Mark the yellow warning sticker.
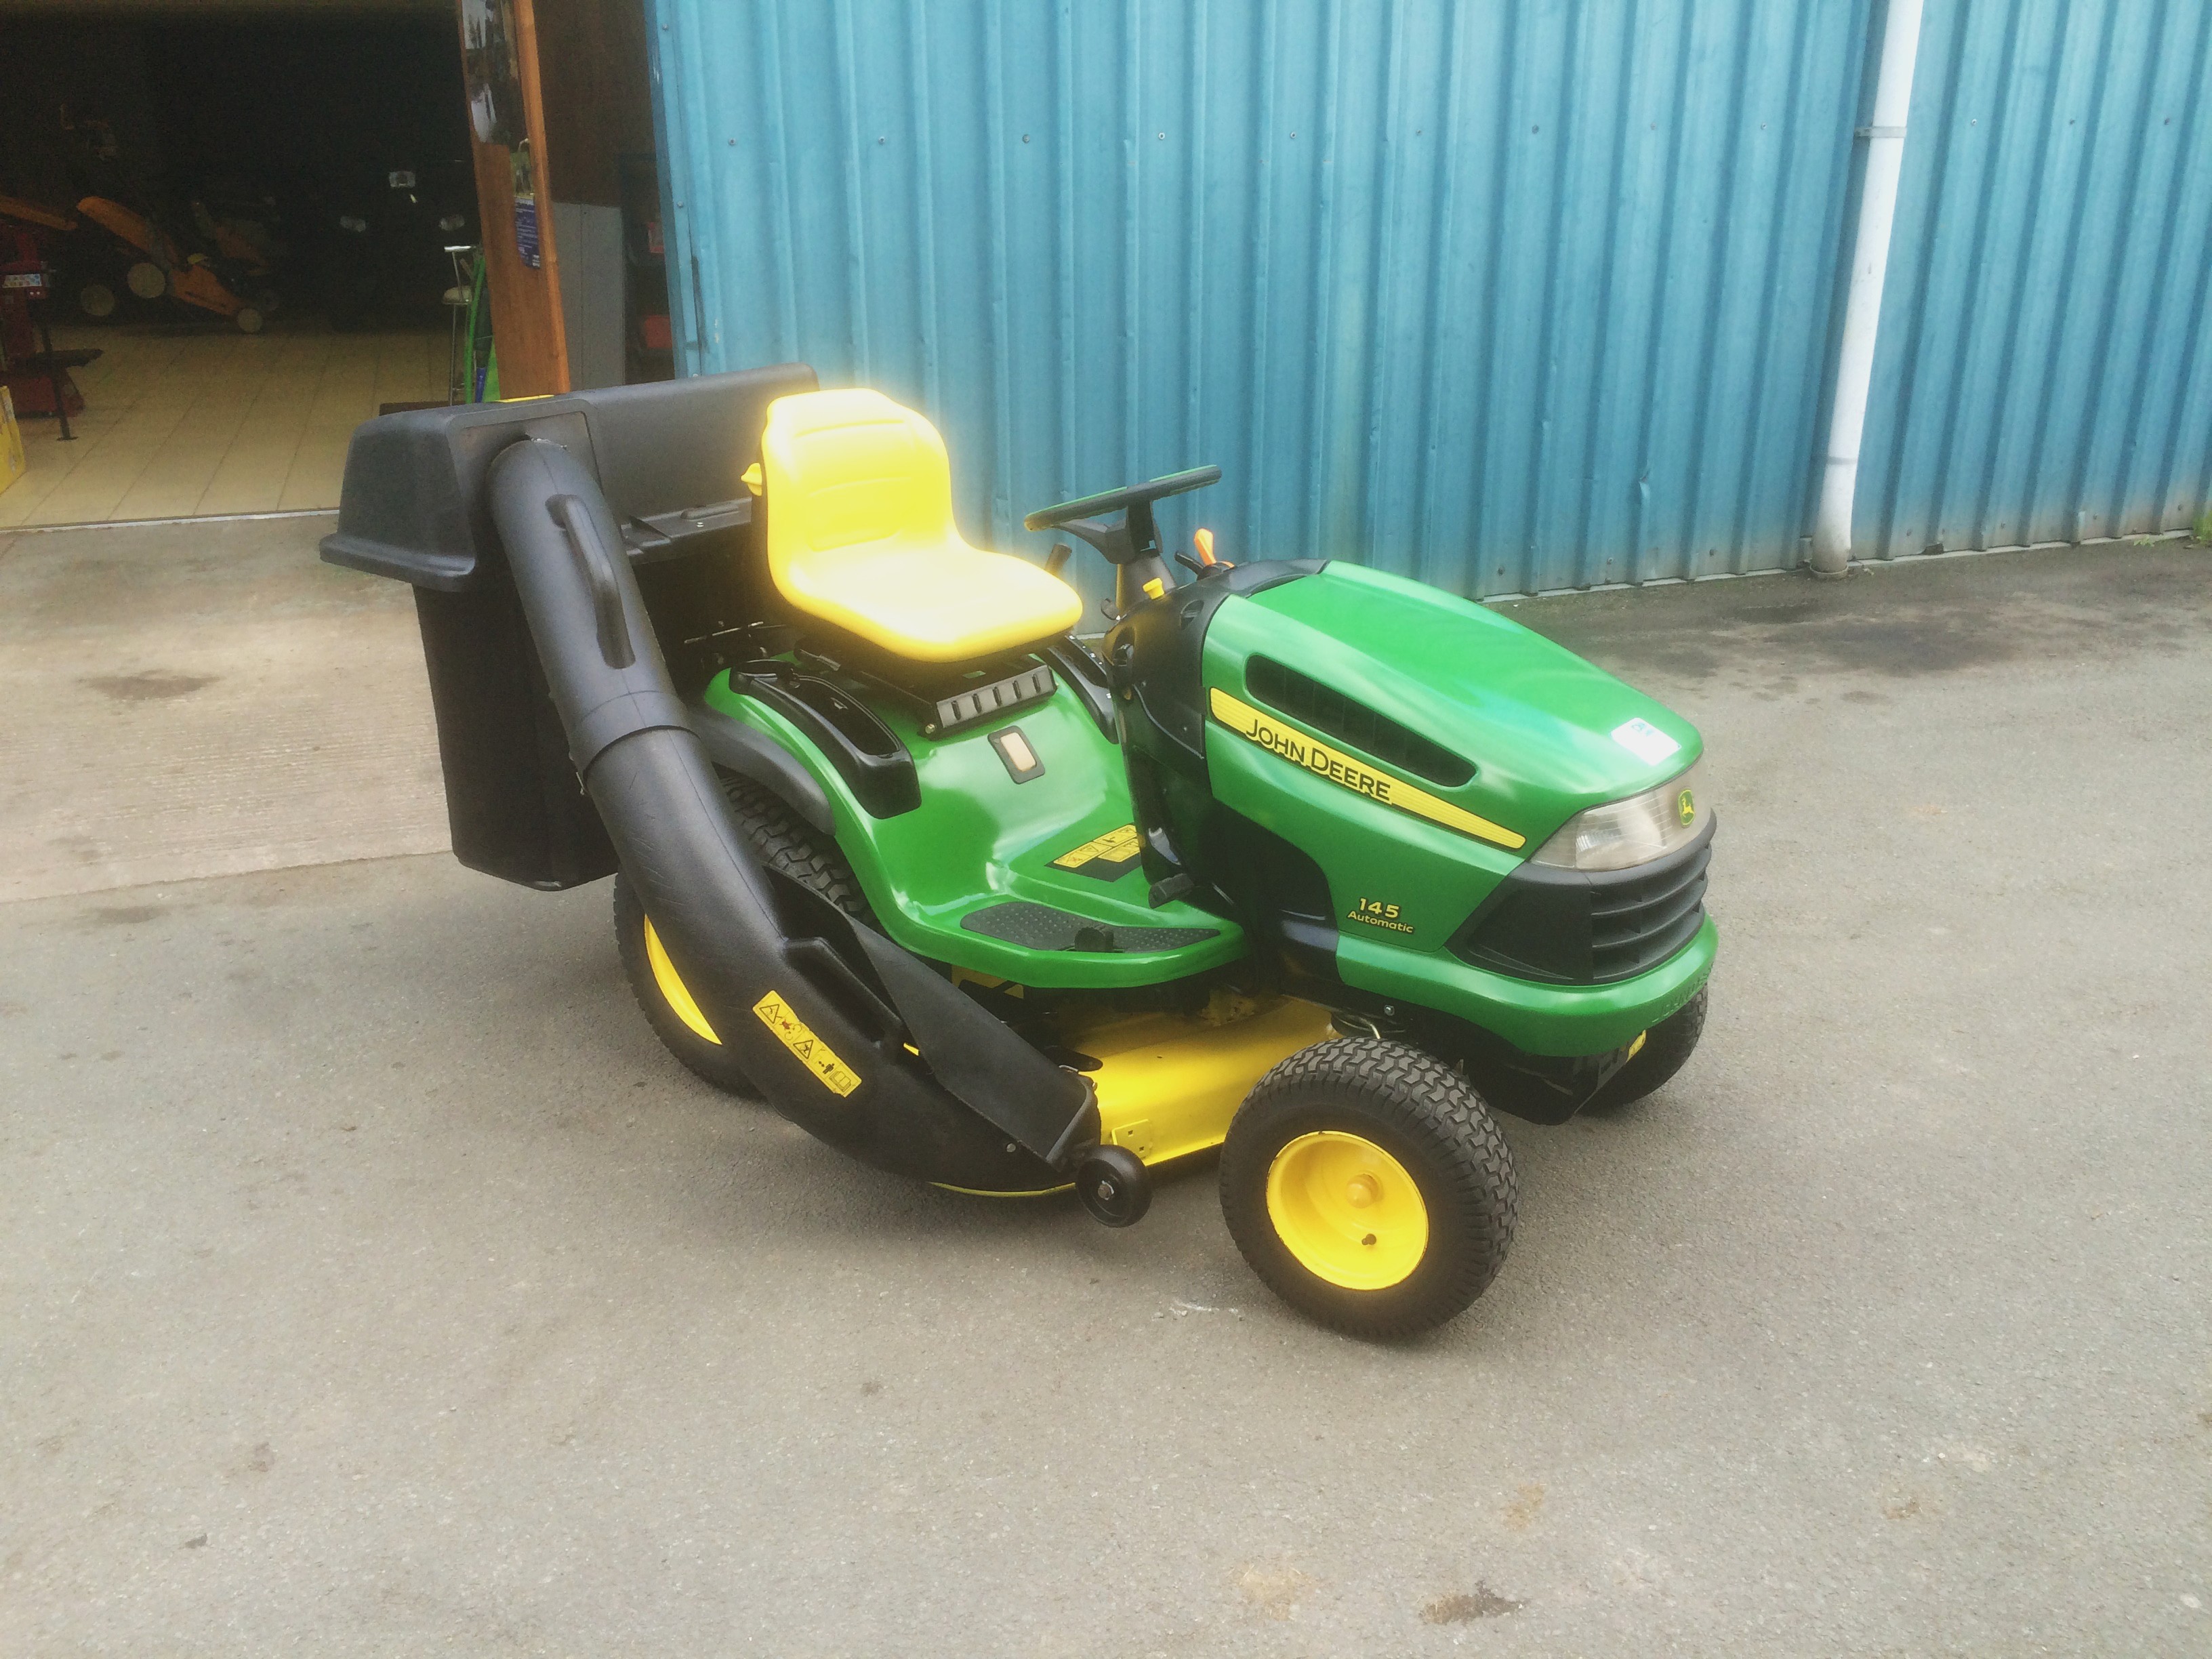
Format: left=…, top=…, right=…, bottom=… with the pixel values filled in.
left=1208, top=688, right=1525, bottom=850
left=752, top=990, right=863, bottom=1097
left=1050, top=822, right=1143, bottom=879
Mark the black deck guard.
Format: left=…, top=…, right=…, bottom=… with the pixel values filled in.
left=485, top=436, right=1096, bottom=1188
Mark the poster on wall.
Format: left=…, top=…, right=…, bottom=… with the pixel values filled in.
left=512, top=144, right=540, bottom=270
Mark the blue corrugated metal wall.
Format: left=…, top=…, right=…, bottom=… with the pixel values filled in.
left=1860, top=0, right=2212, bottom=558
left=644, top=0, right=2212, bottom=595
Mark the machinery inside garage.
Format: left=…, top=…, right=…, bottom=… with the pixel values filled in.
left=0, top=0, right=659, bottom=529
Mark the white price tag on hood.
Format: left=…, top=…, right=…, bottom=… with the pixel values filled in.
left=1611, top=717, right=1681, bottom=765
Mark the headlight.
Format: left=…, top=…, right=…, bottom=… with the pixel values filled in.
left=337, top=215, right=368, bottom=233
left=1531, top=762, right=1706, bottom=872
left=438, top=213, right=466, bottom=232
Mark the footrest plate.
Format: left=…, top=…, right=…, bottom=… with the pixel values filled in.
left=960, top=900, right=1219, bottom=955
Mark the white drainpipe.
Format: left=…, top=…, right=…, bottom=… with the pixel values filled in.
left=1811, top=0, right=1925, bottom=577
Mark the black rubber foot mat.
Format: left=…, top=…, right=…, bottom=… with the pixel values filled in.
left=960, top=900, right=1219, bottom=954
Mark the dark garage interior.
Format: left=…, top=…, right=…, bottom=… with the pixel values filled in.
left=0, top=0, right=658, bottom=527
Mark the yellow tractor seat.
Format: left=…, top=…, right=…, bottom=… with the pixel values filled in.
left=756, top=388, right=1082, bottom=663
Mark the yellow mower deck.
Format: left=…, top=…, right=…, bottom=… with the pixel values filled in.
left=645, top=920, right=1329, bottom=1192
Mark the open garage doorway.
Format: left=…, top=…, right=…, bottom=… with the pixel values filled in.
left=0, top=0, right=661, bottom=531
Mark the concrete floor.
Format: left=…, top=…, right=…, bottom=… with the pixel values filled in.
left=3, top=536, right=2209, bottom=1655
left=0, top=514, right=445, bottom=903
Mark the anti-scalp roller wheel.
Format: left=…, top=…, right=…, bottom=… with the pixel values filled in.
left=1076, top=1145, right=1151, bottom=1227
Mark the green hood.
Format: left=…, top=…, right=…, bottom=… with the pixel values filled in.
left=1218, top=562, right=1700, bottom=852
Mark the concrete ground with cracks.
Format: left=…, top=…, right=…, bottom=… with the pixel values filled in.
left=3, top=528, right=2210, bottom=1655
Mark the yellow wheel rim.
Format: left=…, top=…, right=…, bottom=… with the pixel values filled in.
left=643, top=916, right=722, bottom=1044
left=1264, top=1131, right=1429, bottom=1291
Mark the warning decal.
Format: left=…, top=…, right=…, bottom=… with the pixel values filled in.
left=752, top=990, right=863, bottom=1097
left=1049, top=822, right=1144, bottom=881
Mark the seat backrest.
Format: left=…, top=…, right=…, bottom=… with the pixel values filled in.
left=760, top=389, right=964, bottom=592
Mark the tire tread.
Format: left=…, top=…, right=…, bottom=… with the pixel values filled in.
left=613, top=773, right=867, bottom=1093
left=1221, top=1038, right=1518, bottom=1339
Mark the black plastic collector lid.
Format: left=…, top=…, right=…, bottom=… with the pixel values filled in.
left=319, top=363, right=818, bottom=590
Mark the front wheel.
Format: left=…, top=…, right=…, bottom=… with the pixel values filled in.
left=1220, top=1040, right=1517, bottom=1339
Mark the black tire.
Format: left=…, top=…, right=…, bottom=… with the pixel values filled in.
left=1075, top=1145, right=1151, bottom=1227
left=613, top=773, right=868, bottom=1094
left=1586, top=985, right=1706, bottom=1112
left=1220, top=1039, right=1517, bottom=1339
left=70, top=275, right=121, bottom=323
left=717, top=776, right=872, bottom=922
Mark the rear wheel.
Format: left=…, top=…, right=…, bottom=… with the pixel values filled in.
left=1586, top=986, right=1706, bottom=1112
left=233, top=306, right=265, bottom=335
left=1221, top=1040, right=1517, bottom=1338
left=613, top=872, right=756, bottom=1092
left=74, top=279, right=118, bottom=321
left=613, top=773, right=867, bottom=1094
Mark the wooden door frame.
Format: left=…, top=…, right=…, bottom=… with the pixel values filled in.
left=459, top=0, right=569, bottom=397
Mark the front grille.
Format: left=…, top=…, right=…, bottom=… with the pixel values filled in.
left=1588, top=842, right=1710, bottom=980
left=1450, top=819, right=1713, bottom=985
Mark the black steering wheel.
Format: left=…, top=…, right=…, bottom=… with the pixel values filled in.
left=1022, top=464, right=1221, bottom=541
left=1024, top=465, right=1221, bottom=617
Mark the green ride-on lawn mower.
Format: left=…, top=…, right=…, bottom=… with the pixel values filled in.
left=323, top=363, right=1715, bottom=1338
